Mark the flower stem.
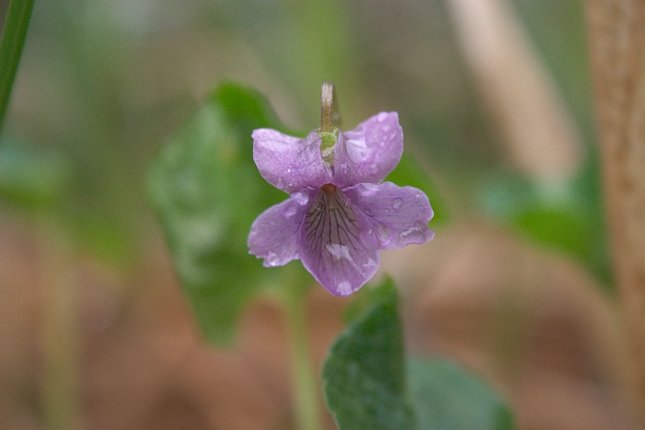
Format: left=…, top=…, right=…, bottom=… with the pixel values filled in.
left=320, top=81, right=341, bottom=132
left=0, top=0, right=36, bottom=131
left=284, top=283, right=322, bottom=430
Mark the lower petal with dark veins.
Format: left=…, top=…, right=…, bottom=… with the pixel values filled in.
left=299, top=186, right=379, bottom=296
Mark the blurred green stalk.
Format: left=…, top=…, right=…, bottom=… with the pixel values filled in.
left=41, top=228, right=80, bottom=430
left=284, top=283, right=322, bottom=430
left=0, top=0, right=35, bottom=131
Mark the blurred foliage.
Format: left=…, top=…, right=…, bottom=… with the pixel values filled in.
left=479, top=159, right=611, bottom=287
left=505, top=0, right=611, bottom=286
left=324, top=278, right=514, bottom=430
left=5, top=0, right=607, bottom=287
left=513, top=0, right=592, bottom=132
left=0, top=140, right=71, bottom=211
left=0, top=0, right=616, bottom=427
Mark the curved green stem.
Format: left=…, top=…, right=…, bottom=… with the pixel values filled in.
left=284, top=283, right=322, bottom=430
left=0, top=0, right=36, bottom=131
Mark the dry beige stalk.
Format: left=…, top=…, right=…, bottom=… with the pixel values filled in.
left=586, top=0, right=645, bottom=416
left=446, top=0, right=583, bottom=186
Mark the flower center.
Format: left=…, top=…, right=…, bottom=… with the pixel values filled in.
left=321, top=183, right=337, bottom=195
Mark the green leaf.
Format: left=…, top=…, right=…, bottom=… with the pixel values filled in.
left=479, top=167, right=611, bottom=287
left=323, top=279, right=515, bottom=430
left=146, top=82, right=289, bottom=345
left=341, top=277, right=399, bottom=324
left=323, top=279, right=416, bottom=430
left=408, top=359, right=514, bottom=430
left=481, top=173, right=594, bottom=259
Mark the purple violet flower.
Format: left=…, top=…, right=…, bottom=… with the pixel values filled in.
left=247, top=111, right=434, bottom=296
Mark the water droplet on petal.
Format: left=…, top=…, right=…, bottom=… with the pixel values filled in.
left=361, top=183, right=379, bottom=195
left=376, top=112, right=388, bottom=122
left=345, top=137, right=369, bottom=162
left=377, top=224, right=390, bottom=242
left=284, top=205, right=297, bottom=217
left=392, top=198, right=403, bottom=209
left=337, top=281, right=352, bottom=295
left=265, top=251, right=280, bottom=266
left=292, top=192, right=309, bottom=204
left=398, top=221, right=427, bottom=243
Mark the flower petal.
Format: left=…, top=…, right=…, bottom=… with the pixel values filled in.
left=299, top=186, right=379, bottom=296
left=248, top=193, right=310, bottom=267
left=252, top=129, right=330, bottom=193
left=332, top=112, right=403, bottom=187
left=344, top=182, right=434, bottom=249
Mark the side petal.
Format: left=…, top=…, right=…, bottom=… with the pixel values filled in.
left=248, top=193, right=310, bottom=267
left=299, top=187, right=380, bottom=296
left=333, top=112, right=403, bottom=187
left=252, top=129, right=331, bottom=193
left=344, top=182, right=434, bottom=249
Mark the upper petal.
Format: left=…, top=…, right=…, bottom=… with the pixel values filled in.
left=299, top=186, right=380, bottom=296
left=248, top=193, right=310, bottom=267
left=252, top=129, right=331, bottom=193
left=343, top=182, right=434, bottom=249
left=332, top=112, right=403, bottom=187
